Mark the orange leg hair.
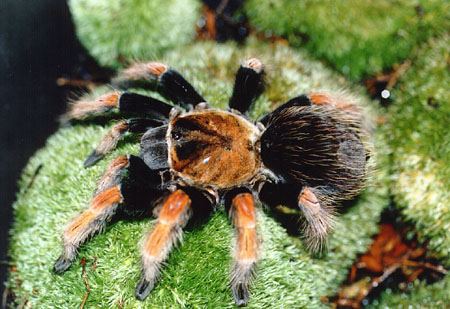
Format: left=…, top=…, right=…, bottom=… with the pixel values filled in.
left=66, top=91, right=121, bottom=120
left=308, top=92, right=362, bottom=115
left=64, top=90, right=172, bottom=124
left=54, top=154, right=163, bottom=274
left=230, top=192, right=259, bottom=307
left=298, top=187, right=336, bottom=252
left=53, top=184, right=123, bottom=273
left=135, top=189, right=192, bottom=300
left=83, top=118, right=161, bottom=167
left=53, top=156, right=130, bottom=273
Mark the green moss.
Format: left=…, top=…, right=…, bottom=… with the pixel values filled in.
left=371, top=274, right=450, bottom=308
left=245, top=0, right=450, bottom=79
left=7, top=40, right=388, bottom=308
left=382, top=34, right=450, bottom=264
left=69, top=0, right=201, bottom=68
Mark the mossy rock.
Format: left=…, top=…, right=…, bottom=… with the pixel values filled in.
left=7, top=40, right=388, bottom=308
left=244, top=0, right=450, bottom=80
left=383, top=34, right=450, bottom=263
left=69, top=0, right=201, bottom=68
left=364, top=32, right=450, bottom=309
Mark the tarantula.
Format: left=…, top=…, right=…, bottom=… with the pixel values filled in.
left=53, top=58, right=368, bottom=306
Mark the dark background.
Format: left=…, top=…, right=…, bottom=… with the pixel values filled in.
left=0, top=0, right=87, bottom=299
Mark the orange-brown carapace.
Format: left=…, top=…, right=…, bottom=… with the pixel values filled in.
left=168, top=110, right=261, bottom=189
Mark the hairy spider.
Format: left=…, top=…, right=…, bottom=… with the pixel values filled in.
left=53, top=58, right=368, bottom=306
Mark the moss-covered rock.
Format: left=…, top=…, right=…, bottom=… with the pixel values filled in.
left=7, top=40, right=388, bottom=308
left=383, top=34, right=450, bottom=263
left=69, top=0, right=201, bottom=68
left=244, top=0, right=450, bottom=80
left=363, top=32, right=450, bottom=309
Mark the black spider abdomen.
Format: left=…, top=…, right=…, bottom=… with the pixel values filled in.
left=260, top=106, right=366, bottom=192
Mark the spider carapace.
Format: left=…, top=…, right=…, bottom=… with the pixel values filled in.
left=167, top=110, right=261, bottom=189
left=54, top=58, right=368, bottom=306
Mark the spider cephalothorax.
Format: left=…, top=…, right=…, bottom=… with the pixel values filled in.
left=54, top=58, right=369, bottom=306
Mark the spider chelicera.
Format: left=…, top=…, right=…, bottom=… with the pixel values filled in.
left=53, top=58, right=368, bottom=306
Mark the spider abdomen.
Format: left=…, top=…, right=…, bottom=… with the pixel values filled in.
left=260, top=105, right=366, bottom=193
left=168, top=110, right=261, bottom=189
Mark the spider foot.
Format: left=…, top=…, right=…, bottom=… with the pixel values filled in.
left=232, top=282, right=249, bottom=307
left=84, top=150, right=104, bottom=167
left=53, top=254, right=73, bottom=274
left=231, top=262, right=255, bottom=307
left=135, top=277, right=156, bottom=300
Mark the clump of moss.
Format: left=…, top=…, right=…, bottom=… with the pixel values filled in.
left=244, top=0, right=450, bottom=80
left=382, top=34, right=450, bottom=263
left=7, top=40, right=388, bottom=307
left=69, top=0, right=201, bottom=68
left=371, top=273, right=450, bottom=308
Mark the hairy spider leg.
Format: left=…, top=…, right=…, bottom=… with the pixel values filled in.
left=66, top=91, right=173, bottom=121
left=228, top=191, right=259, bottom=307
left=66, top=90, right=173, bottom=167
left=309, top=92, right=358, bottom=112
left=298, top=186, right=336, bottom=253
left=135, top=189, right=192, bottom=300
left=54, top=155, right=161, bottom=273
left=84, top=118, right=163, bottom=167
left=112, top=61, right=206, bottom=108
left=260, top=92, right=363, bottom=125
left=229, top=58, right=265, bottom=114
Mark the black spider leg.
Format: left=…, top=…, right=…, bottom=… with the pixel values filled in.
left=53, top=155, right=163, bottom=274
left=259, top=181, right=337, bottom=253
left=66, top=91, right=173, bottom=121
left=135, top=187, right=213, bottom=300
left=84, top=118, right=163, bottom=167
left=224, top=188, right=259, bottom=307
left=66, top=90, right=173, bottom=167
left=258, top=182, right=304, bottom=236
left=112, top=62, right=206, bottom=108
left=228, top=58, right=265, bottom=114
left=259, top=94, right=312, bottom=125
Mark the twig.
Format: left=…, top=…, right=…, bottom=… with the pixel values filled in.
left=18, top=293, right=29, bottom=309
left=364, top=59, right=411, bottom=96
left=90, top=257, right=98, bottom=272
left=406, top=268, right=424, bottom=284
left=355, top=262, right=401, bottom=305
left=386, top=60, right=411, bottom=90
left=80, top=258, right=90, bottom=309
left=24, top=164, right=43, bottom=193
left=1, top=287, right=9, bottom=309
left=402, top=259, right=448, bottom=275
